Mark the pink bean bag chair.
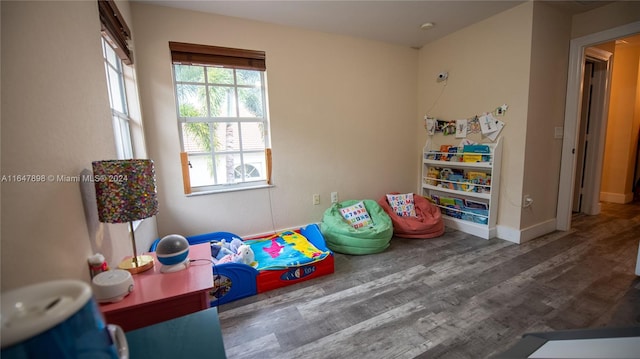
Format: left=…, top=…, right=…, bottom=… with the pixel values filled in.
left=378, top=193, right=445, bottom=239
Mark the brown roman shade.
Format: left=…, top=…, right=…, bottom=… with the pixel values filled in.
left=98, top=0, right=133, bottom=65
left=169, top=41, right=266, bottom=71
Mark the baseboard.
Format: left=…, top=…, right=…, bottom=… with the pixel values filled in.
left=496, top=225, right=520, bottom=244
left=636, top=241, right=640, bottom=276
left=496, top=218, right=557, bottom=244
left=257, top=220, right=558, bottom=247
left=600, top=191, right=633, bottom=204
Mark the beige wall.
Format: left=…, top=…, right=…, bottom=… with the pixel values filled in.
left=637, top=57, right=640, bottom=194
left=131, top=3, right=418, bottom=237
left=571, top=1, right=640, bottom=39
left=1, top=0, right=158, bottom=291
left=520, top=2, right=571, bottom=230
left=601, top=43, right=640, bottom=203
left=0, top=1, right=158, bottom=290
left=417, top=2, right=534, bottom=236
left=2, top=1, right=636, bottom=291
left=571, top=1, right=640, bottom=207
left=112, top=0, right=160, bottom=253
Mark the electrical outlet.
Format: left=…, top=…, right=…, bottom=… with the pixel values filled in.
left=331, top=192, right=339, bottom=204
left=313, top=194, right=320, bottom=205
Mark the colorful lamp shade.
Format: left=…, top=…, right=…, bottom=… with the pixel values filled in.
left=92, top=159, right=159, bottom=274
left=92, top=159, right=158, bottom=223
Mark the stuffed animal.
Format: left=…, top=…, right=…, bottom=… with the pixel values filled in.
left=210, top=237, right=244, bottom=260
left=215, top=243, right=255, bottom=266
left=226, top=238, right=245, bottom=253
left=235, top=244, right=255, bottom=265
left=210, top=243, right=234, bottom=260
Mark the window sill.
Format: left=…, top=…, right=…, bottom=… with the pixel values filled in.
left=186, top=183, right=274, bottom=197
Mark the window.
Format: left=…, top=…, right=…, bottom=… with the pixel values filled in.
left=169, top=42, right=272, bottom=194
left=102, top=37, right=133, bottom=159
left=98, top=0, right=145, bottom=229
left=235, top=164, right=260, bottom=180
left=98, top=0, right=132, bottom=65
left=98, top=0, right=134, bottom=159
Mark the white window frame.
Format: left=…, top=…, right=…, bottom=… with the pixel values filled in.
left=172, top=64, right=272, bottom=194
left=102, top=37, right=134, bottom=159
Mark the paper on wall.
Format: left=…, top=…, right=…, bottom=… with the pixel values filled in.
left=485, top=119, right=505, bottom=142
left=455, top=119, right=468, bottom=138
left=479, top=113, right=498, bottom=135
left=426, top=117, right=436, bottom=135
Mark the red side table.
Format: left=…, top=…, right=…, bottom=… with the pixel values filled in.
left=99, top=243, right=213, bottom=331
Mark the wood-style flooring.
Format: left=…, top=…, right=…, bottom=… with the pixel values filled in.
left=218, top=201, right=640, bottom=358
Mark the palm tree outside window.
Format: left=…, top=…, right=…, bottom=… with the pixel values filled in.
left=170, top=42, right=271, bottom=193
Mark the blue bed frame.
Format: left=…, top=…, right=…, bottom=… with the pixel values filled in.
left=150, top=224, right=334, bottom=306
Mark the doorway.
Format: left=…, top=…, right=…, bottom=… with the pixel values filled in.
left=572, top=49, right=611, bottom=215
left=557, top=21, right=640, bottom=231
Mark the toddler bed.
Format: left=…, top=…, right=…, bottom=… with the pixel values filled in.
left=151, top=224, right=334, bottom=306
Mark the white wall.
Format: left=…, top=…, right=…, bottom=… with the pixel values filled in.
left=131, top=3, right=419, bottom=238
left=1, top=1, right=157, bottom=291
left=416, top=2, right=534, bottom=238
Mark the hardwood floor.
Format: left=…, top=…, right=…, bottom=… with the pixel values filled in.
left=218, top=201, right=640, bottom=358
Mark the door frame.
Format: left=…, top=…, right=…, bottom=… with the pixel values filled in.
left=557, top=21, right=640, bottom=231
left=578, top=48, right=612, bottom=216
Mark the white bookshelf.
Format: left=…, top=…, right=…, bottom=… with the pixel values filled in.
left=421, top=137, right=502, bottom=239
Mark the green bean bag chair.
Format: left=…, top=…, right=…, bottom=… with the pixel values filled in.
left=320, top=199, right=393, bottom=255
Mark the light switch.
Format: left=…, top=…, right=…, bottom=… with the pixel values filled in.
left=554, top=127, right=564, bottom=139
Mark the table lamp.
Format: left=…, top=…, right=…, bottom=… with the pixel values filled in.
left=92, top=159, right=159, bottom=274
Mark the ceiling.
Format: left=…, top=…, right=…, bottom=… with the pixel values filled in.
left=135, top=0, right=615, bottom=48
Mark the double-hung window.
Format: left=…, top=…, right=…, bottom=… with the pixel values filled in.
left=169, top=42, right=271, bottom=194
left=102, top=38, right=133, bottom=159
left=98, top=0, right=134, bottom=159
